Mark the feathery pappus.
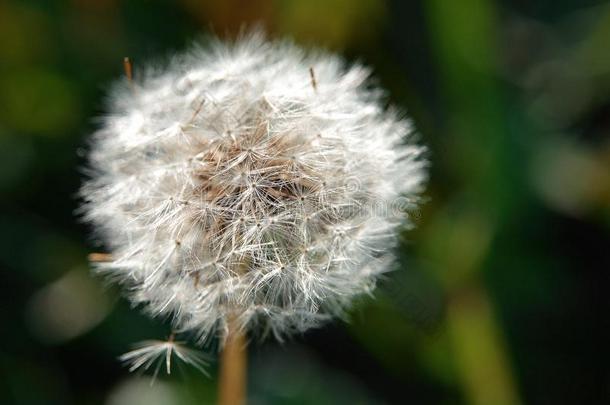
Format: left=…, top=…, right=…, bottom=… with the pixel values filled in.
left=80, top=32, right=427, bottom=370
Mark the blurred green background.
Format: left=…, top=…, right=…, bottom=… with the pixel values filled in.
left=1, top=0, right=609, bottom=404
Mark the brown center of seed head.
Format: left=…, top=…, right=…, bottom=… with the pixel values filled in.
left=190, top=111, right=327, bottom=275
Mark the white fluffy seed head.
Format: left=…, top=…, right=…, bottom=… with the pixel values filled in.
left=81, top=32, right=427, bottom=343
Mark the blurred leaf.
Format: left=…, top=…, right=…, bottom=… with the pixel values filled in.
left=250, top=347, right=384, bottom=404
left=447, top=286, right=521, bottom=405
left=0, top=130, right=34, bottom=190
left=276, top=0, right=385, bottom=49
left=532, top=138, right=610, bottom=216
left=0, top=68, right=80, bottom=136
left=420, top=205, right=494, bottom=288
left=0, top=2, right=55, bottom=66
left=26, top=268, right=111, bottom=344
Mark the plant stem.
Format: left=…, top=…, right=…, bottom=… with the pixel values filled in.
left=218, top=319, right=247, bottom=405
left=447, top=283, right=521, bottom=405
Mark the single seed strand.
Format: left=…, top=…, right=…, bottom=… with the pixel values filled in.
left=123, top=57, right=133, bottom=82
left=88, top=252, right=113, bottom=262
left=309, top=67, right=317, bottom=92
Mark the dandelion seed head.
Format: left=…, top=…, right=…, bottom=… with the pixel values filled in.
left=81, top=32, right=427, bottom=343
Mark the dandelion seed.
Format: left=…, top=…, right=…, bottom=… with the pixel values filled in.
left=119, top=336, right=209, bottom=382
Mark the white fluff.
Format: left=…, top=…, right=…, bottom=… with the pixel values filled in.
left=120, top=337, right=209, bottom=378
left=81, top=32, right=427, bottom=343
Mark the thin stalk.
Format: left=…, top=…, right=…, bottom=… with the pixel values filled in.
left=218, top=318, right=247, bottom=405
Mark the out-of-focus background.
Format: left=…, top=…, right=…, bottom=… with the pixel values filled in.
left=1, top=0, right=609, bottom=404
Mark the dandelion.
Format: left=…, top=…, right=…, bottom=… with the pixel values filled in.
left=81, top=31, right=426, bottom=400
